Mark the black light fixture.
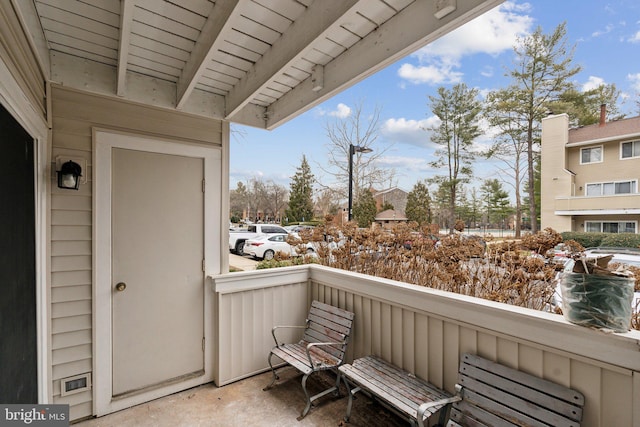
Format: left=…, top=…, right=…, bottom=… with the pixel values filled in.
left=348, top=144, right=373, bottom=221
left=57, top=160, right=82, bottom=190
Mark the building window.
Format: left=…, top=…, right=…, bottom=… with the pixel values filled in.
left=621, top=140, right=640, bottom=159
left=585, top=221, right=637, bottom=233
left=584, top=180, right=637, bottom=196
left=580, top=146, right=602, bottom=164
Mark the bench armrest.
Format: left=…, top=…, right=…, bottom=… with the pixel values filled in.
left=305, top=341, right=346, bottom=368
left=271, top=323, right=308, bottom=346
left=417, top=396, right=462, bottom=427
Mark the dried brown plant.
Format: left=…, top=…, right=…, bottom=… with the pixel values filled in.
left=281, top=224, right=638, bottom=331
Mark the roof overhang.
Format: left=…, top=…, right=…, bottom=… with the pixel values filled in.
left=15, top=0, right=504, bottom=130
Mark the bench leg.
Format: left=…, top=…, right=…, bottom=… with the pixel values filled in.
left=342, top=374, right=361, bottom=423
left=298, top=371, right=343, bottom=420
left=299, top=373, right=312, bottom=419
left=263, top=351, right=279, bottom=391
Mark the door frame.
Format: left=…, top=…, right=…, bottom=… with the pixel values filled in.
left=93, top=129, right=220, bottom=415
left=0, top=60, right=50, bottom=403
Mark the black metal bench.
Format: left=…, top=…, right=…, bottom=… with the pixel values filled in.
left=264, top=300, right=355, bottom=419
left=339, top=353, right=585, bottom=427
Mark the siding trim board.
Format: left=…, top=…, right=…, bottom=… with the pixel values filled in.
left=0, top=2, right=50, bottom=404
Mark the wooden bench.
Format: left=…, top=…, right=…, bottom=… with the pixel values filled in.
left=448, top=353, right=584, bottom=427
left=339, top=353, right=585, bottom=427
left=264, top=300, right=355, bottom=419
left=339, top=355, right=457, bottom=426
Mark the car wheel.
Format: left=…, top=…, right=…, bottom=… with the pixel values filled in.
left=306, top=248, right=314, bottom=254
left=235, top=241, right=245, bottom=256
left=263, top=250, right=275, bottom=261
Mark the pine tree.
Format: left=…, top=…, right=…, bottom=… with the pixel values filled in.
left=405, top=181, right=432, bottom=226
left=352, top=189, right=376, bottom=228
left=506, top=22, right=580, bottom=232
left=427, top=83, right=482, bottom=234
left=285, top=156, right=314, bottom=223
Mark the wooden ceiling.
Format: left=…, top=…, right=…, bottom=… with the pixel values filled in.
left=19, top=0, right=503, bottom=129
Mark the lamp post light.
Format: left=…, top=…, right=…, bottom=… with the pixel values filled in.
left=348, top=144, right=373, bottom=221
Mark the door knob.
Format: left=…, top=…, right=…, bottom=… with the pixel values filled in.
left=115, top=282, right=127, bottom=292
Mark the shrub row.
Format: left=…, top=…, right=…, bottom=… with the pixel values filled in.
left=561, top=232, right=640, bottom=248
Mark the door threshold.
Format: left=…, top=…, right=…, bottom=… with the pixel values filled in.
left=112, top=369, right=205, bottom=400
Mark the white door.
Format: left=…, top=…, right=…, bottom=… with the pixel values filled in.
left=94, top=131, right=219, bottom=415
left=111, top=148, right=204, bottom=396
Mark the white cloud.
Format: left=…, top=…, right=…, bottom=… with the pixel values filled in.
left=314, top=102, right=352, bottom=118
left=582, top=76, right=606, bottom=91
left=592, top=24, right=614, bottom=38
left=398, top=63, right=462, bottom=85
left=628, top=73, right=640, bottom=92
left=629, top=30, right=640, bottom=43
left=397, top=1, right=533, bottom=85
left=329, top=103, right=351, bottom=118
left=380, top=117, right=440, bottom=147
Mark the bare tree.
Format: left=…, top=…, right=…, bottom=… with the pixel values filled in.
left=265, top=181, right=288, bottom=222
left=484, top=89, right=529, bottom=237
left=319, top=100, right=395, bottom=202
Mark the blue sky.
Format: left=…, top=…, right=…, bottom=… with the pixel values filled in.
left=230, top=0, right=640, bottom=200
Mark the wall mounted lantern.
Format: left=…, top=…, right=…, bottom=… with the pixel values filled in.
left=57, top=160, right=83, bottom=190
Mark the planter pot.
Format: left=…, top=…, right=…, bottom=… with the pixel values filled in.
left=559, top=272, right=634, bottom=333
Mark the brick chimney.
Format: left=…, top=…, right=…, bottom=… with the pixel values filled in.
left=599, top=104, right=606, bottom=127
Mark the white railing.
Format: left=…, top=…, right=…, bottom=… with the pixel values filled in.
left=211, top=265, right=640, bottom=427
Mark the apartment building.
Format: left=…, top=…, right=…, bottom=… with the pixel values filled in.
left=541, top=106, right=640, bottom=233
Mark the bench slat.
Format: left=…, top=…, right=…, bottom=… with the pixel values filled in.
left=461, top=354, right=584, bottom=405
left=340, top=356, right=452, bottom=420
left=459, top=364, right=583, bottom=423
left=449, top=400, right=511, bottom=427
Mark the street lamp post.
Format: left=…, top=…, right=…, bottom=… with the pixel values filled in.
left=348, top=144, right=373, bottom=221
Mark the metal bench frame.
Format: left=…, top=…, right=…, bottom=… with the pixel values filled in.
left=264, top=300, right=355, bottom=419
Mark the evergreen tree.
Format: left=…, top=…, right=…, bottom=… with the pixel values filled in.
left=285, top=155, right=315, bottom=223
left=405, top=181, right=432, bottom=226
left=379, top=201, right=394, bottom=212
left=427, top=83, right=482, bottom=234
left=480, top=179, right=512, bottom=226
left=352, top=189, right=377, bottom=228
left=549, top=84, right=624, bottom=127
left=506, top=22, right=581, bottom=232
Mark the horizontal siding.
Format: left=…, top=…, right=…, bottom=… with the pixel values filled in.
left=49, top=85, right=224, bottom=421
left=52, top=85, right=223, bottom=146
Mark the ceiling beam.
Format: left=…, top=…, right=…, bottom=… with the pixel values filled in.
left=224, top=0, right=361, bottom=121
left=265, top=0, right=504, bottom=129
left=176, top=0, right=241, bottom=110
left=117, top=0, right=134, bottom=97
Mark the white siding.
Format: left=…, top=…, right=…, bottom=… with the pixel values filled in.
left=50, top=85, right=223, bottom=421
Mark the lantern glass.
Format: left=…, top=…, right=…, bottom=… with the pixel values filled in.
left=57, top=161, right=82, bottom=190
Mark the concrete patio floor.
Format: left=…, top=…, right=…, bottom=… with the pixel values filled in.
left=73, top=368, right=409, bottom=426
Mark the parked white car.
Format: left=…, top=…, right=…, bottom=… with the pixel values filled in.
left=243, top=233, right=315, bottom=260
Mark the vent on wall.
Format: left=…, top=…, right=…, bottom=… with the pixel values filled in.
left=61, top=373, right=92, bottom=397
